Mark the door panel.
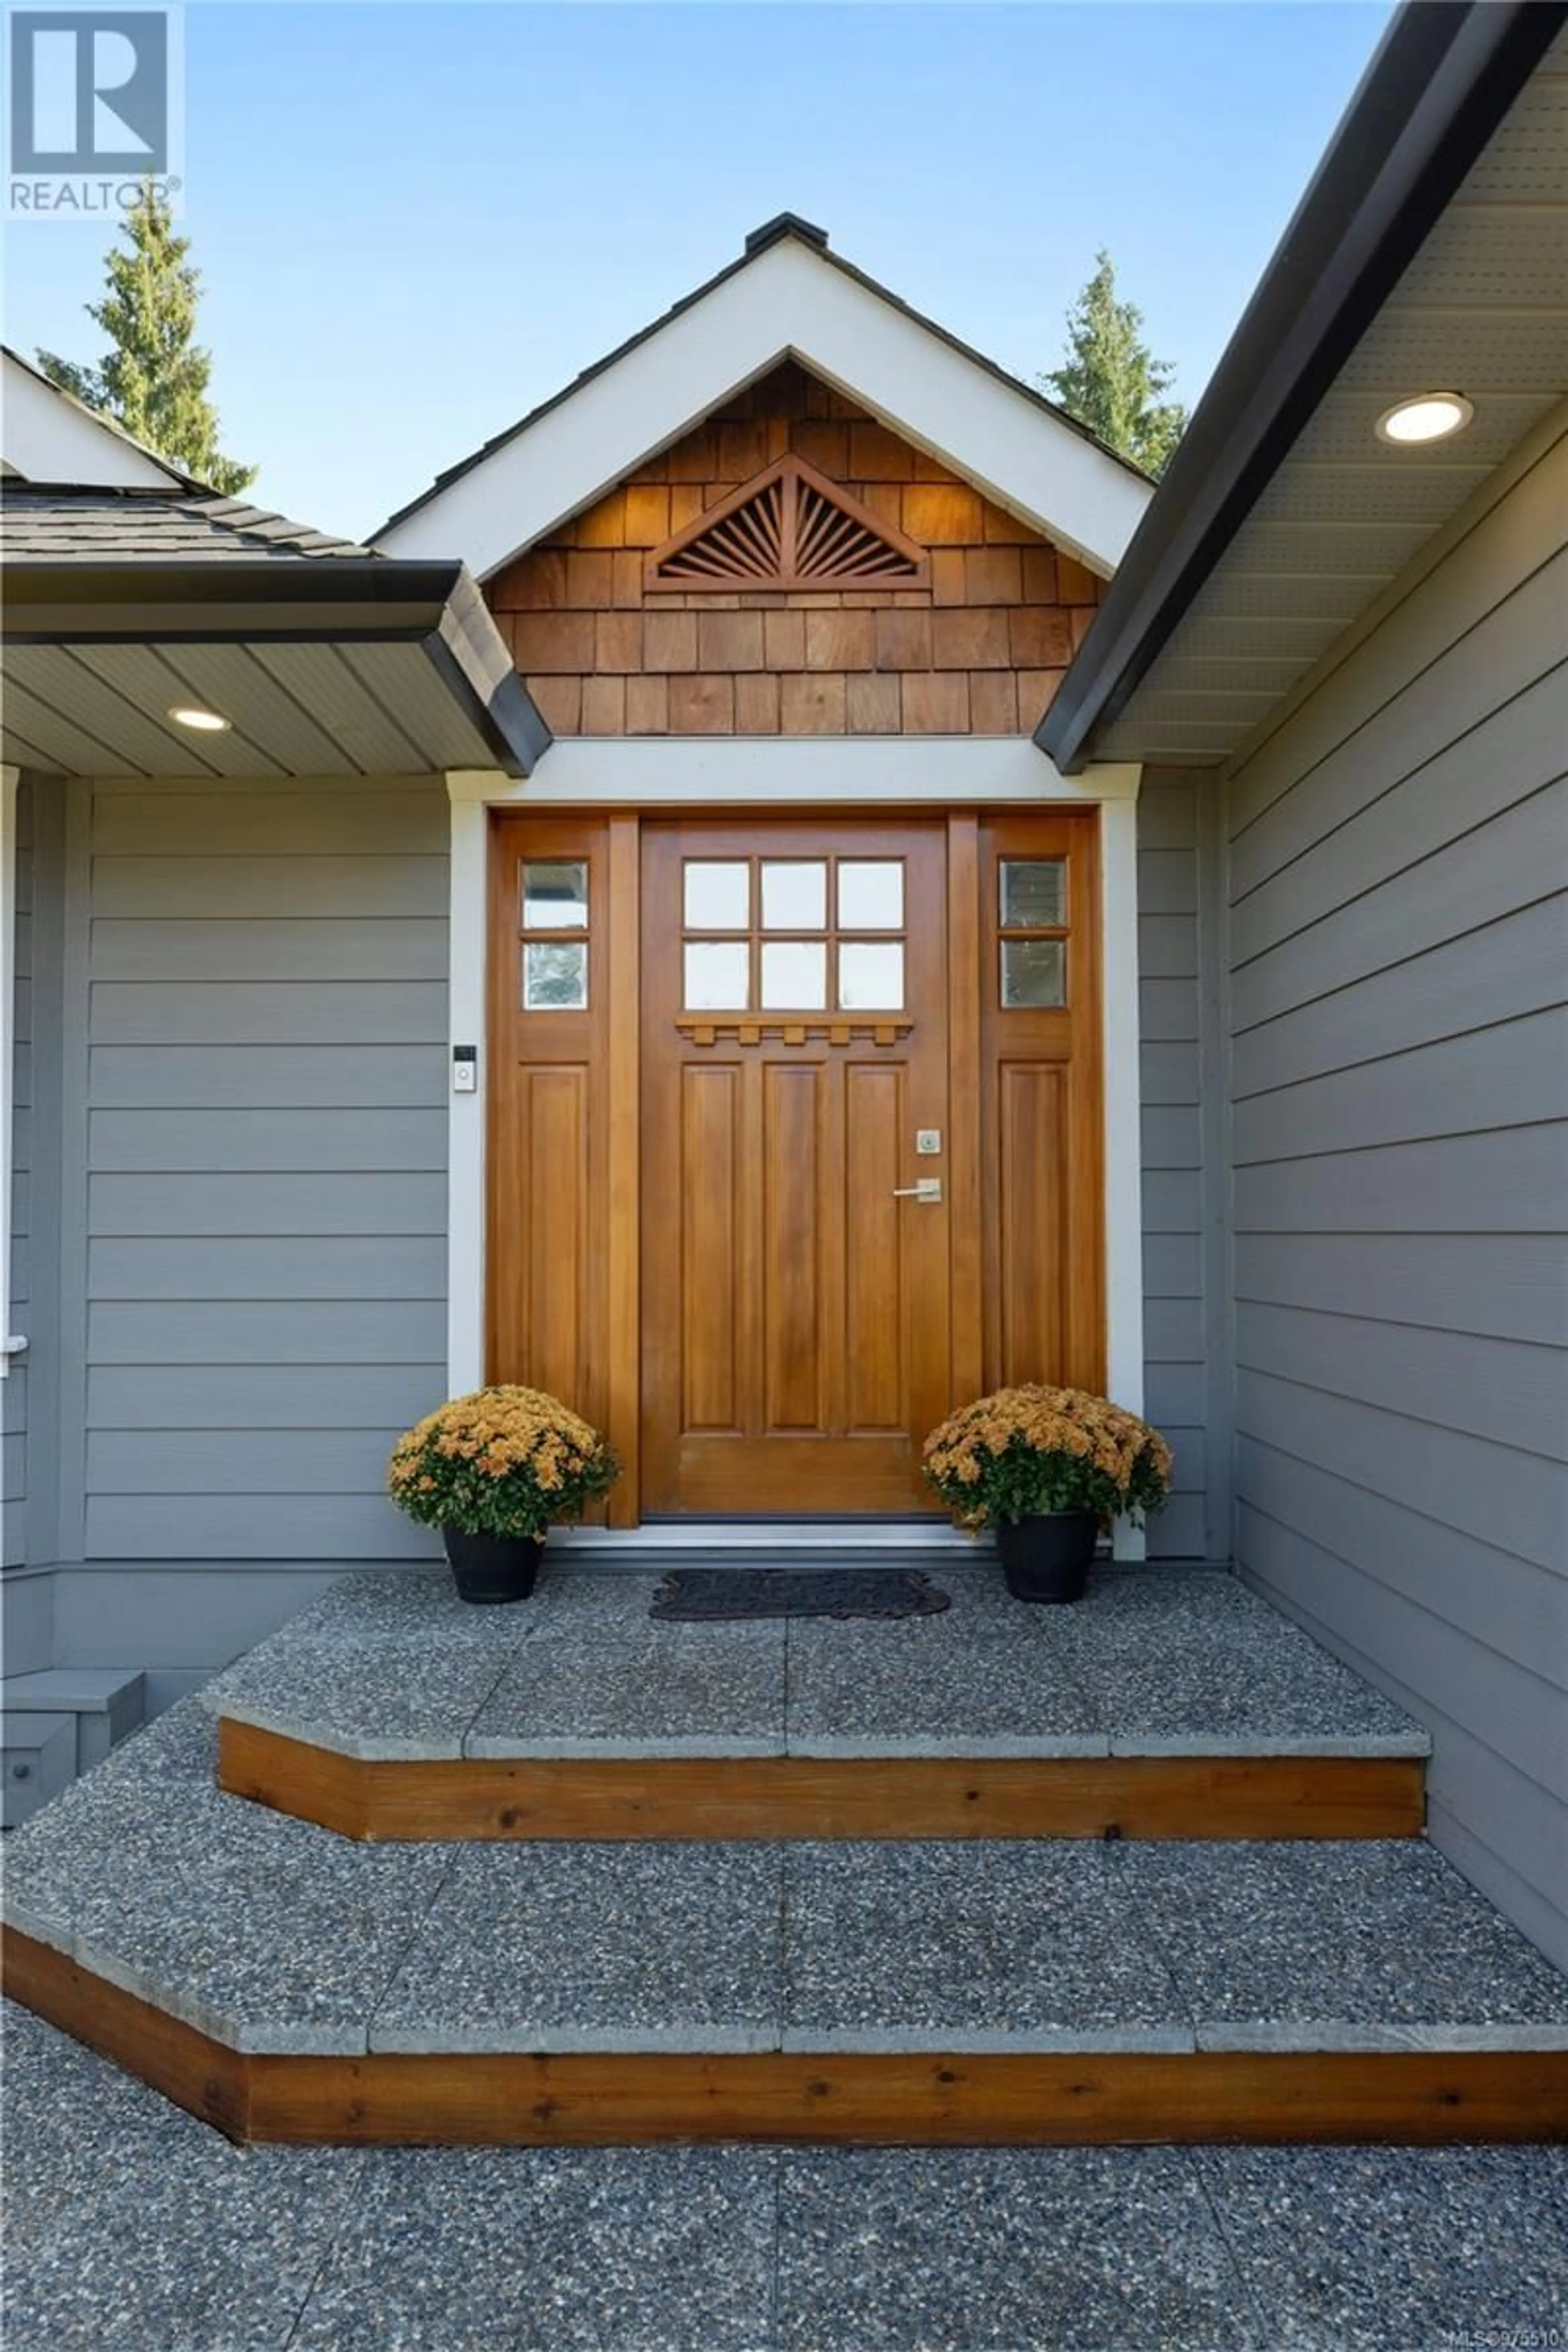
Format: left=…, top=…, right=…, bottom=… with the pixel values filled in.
left=641, top=819, right=951, bottom=1515
left=844, top=1064, right=906, bottom=1432
left=679, top=1065, right=742, bottom=1432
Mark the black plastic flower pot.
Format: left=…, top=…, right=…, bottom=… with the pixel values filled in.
left=996, top=1512, right=1098, bottom=1604
left=441, top=1528, right=543, bottom=1604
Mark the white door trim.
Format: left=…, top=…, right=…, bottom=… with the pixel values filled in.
left=445, top=742, right=1147, bottom=1553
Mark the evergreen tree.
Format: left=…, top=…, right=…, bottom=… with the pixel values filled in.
left=38, top=184, right=254, bottom=494
left=1042, top=250, right=1187, bottom=480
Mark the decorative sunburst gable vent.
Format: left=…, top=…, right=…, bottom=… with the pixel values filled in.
left=645, top=454, right=930, bottom=592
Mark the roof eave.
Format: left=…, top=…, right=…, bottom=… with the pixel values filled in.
left=1, top=555, right=551, bottom=777
left=1038, top=0, right=1568, bottom=773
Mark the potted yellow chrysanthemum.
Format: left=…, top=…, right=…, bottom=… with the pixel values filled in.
left=388, top=1387, right=618, bottom=1603
left=922, top=1385, right=1172, bottom=1603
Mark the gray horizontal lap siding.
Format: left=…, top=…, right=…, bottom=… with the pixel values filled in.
left=1223, top=414, right=1568, bottom=1967
left=33, top=769, right=1214, bottom=1648
left=1138, top=775, right=1223, bottom=1561
left=82, top=779, right=450, bottom=1566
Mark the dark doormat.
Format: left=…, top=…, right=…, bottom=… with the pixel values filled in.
left=650, top=1568, right=951, bottom=1622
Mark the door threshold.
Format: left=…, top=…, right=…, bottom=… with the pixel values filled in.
left=554, top=1521, right=987, bottom=1553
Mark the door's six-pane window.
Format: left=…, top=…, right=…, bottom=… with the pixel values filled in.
left=684, top=940, right=751, bottom=1010
left=681, top=853, right=908, bottom=1014
left=683, top=861, right=749, bottom=930
left=760, top=860, right=827, bottom=932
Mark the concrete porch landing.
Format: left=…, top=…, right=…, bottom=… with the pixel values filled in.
left=205, top=1564, right=1432, bottom=1844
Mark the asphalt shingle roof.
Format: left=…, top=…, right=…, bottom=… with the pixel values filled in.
left=0, top=483, right=374, bottom=562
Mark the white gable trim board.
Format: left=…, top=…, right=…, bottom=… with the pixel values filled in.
left=1, top=350, right=187, bottom=489
left=374, top=236, right=1150, bottom=583
left=443, top=743, right=1148, bottom=1558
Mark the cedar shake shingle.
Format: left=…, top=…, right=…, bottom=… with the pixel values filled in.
left=931, top=550, right=967, bottom=606
left=580, top=676, right=626, bottom=733
left=1009, top=608, right=1074, bottom=668
left=933, top=608, right=1011, bottom=668
left=668, top=673, right=735, bottom=732
left=848, top=421, right=915, bottom=480
left=847, top=673, right=902, bottom=733
left=717, top=420, right=768, bottom=478
left=595, top=612, right=643, bottom=671
left=576, top=497, right=625, bottom=550
left=981, top=498, right=1033, bottom=543
left=902, top=484, right=982, bottom=543
left=781, top=673, right=848, bottom=733
left=1021, top=547, right=1059, bottom=604
left=735, top=673, right=781, bottom=733
left=860, top=483, right=904, bottom=532
left=902, top=673, right=971, bottom=733
left=512, top=612, right=595, bottom=672
left=969, top=672, right=1020, bottom=733
left=529, top=676, right=582, bottom=733
left=566, top=551, right=613, bottom=609
left=764, top=612, right=806, bottom=669
left=644, top=612, right=698, bottom=671
left=622, top=486, right=671, bottom=546
left=805, top=610, right=875, bottom=670
left=964, top=547, right=1023, bottom=606
left=497, top=549, right=567, bottom=610
left=698, top=611, right=765, bottom=670
left=626, top=676, right=669, bottom=734
left=668, top=427, right=717, bottom=483
left=1018, top=667, right=1068, bottom=719
left=1057, top=553, right=1100, bottom=604
left=873, top=610, right=933, bottom=670
left=794, top=421, right=848, bottom=475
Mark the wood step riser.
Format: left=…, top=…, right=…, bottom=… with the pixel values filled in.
left=7, top=1932, right=1564, bottom=2149
left=218, top=1719, right=1427, bottom=1842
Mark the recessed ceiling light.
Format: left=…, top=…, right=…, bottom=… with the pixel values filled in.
left=1375, top=392, right=1474, bottom=446
left=167, top=704, right=231, bottom=733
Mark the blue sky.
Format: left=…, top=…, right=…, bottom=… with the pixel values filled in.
left=6, top=2, right=1394, bottom=539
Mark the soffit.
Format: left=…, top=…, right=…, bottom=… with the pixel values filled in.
left=1094, top=31, right=1568, bottom=766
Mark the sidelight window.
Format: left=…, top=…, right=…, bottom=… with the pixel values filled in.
left=520, top=860, right=589, bottom=1009
left=997, top=857, right=1068, bottom=1007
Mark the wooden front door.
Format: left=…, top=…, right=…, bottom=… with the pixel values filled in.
left=640, top=820, right=951, bottom=1515
left=487, top=807, right=1104, bottom=1524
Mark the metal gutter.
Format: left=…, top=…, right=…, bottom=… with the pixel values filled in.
left=1, top=556, right=466, bottom=620
left=1038, top=0, right=1568, bottom=773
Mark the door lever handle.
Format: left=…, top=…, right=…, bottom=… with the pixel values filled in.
left=892, top=1178, right=942, bottom=1203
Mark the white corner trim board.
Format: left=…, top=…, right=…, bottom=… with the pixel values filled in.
left=0, top=766, right=22, bottom=1393
left=378, top=238, right=1150, bottom=582
left=445, top=789, right=490, bottom=1410
left=445, top=748, right=1145, bottom=1556
left=1099, top=792, right=1147, bottom=1563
